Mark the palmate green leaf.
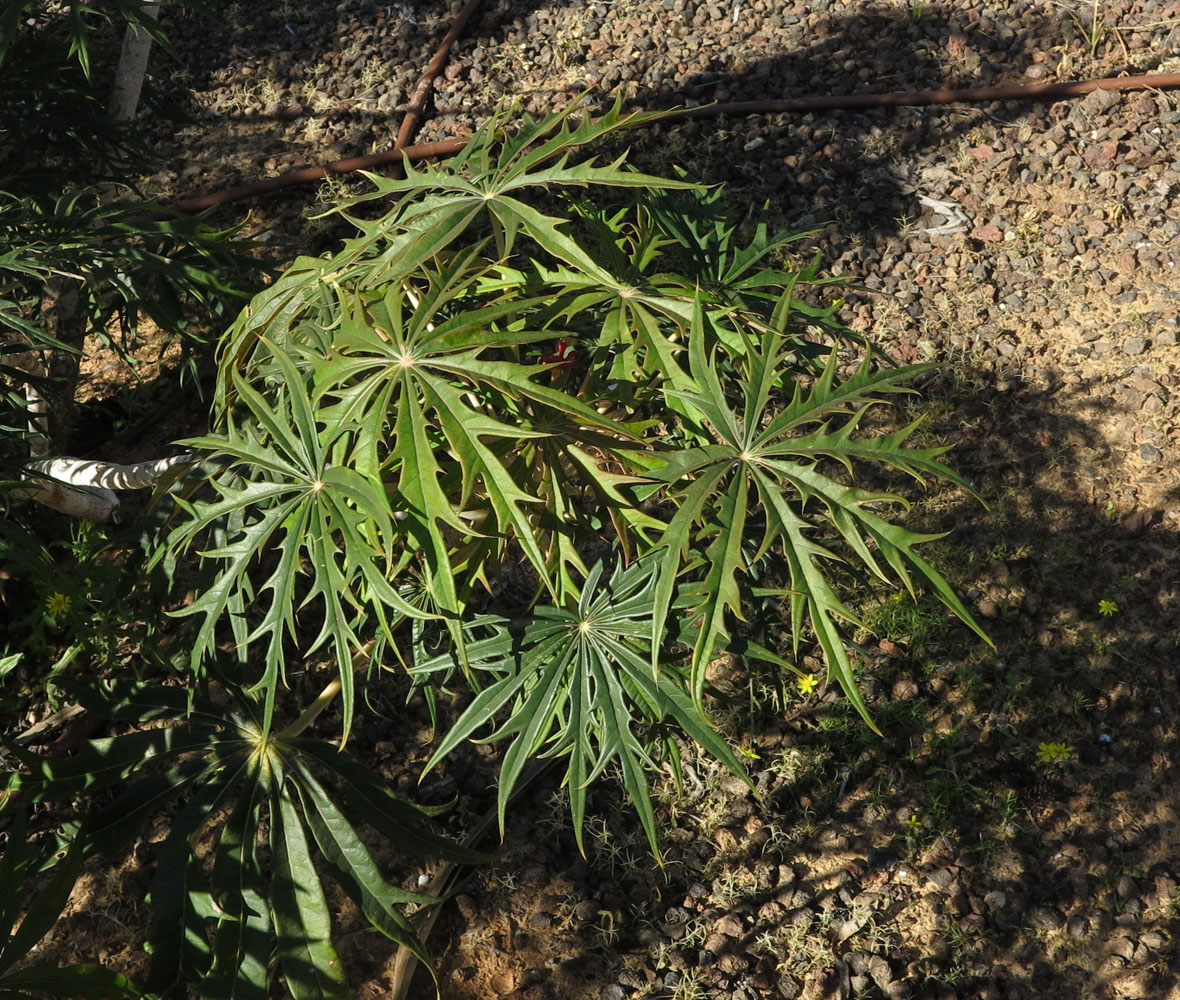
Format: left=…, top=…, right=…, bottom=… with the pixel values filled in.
left=645, top=295, right=987, bottom=724
left=418, top=557, right=752, bottom=854
left=7, top=678, right=473, bottom=1000
left=163, top=360, right=434, bottom=738
left=330, top=95, right=697, bottom=276
left=306, top=279, right=644, bottom=604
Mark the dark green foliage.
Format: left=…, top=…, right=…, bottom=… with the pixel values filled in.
left=6, top=678, right=482, bottom=999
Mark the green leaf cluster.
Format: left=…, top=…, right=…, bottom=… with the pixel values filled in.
left=167, top=96, right=987, bottom=849
left=5, top=678, right=480, bottom=999
left=2, top=95, right=989, bottom=998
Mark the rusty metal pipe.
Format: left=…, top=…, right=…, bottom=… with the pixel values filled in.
left=170, top=137, right=468, bottom=213
left=170, top=70, right=1180, bottom=215
left=688, top=71, right=1180, bottom=117
left=394, top=0, right=483, bottom=152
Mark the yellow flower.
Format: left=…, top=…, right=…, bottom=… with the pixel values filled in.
left=45, top=592, right=71, bottom=616
left=797, top=672, right=819, bottom=696
left=1098, top=599, right=1118, bottom=617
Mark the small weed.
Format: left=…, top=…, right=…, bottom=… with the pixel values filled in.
left=998, top=789, right=1022, bottom=830
left=593, top=910, right=620, bottom=949
left=669, top=970, right=706, bottom=1000
left=1037, top=742, right=1073, bottom=765
left=1078, top=0, right=1108, bottom=57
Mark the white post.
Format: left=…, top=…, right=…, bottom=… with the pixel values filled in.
left=108, top=1, right=163, bottom=121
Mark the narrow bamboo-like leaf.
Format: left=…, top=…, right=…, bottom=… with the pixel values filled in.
left=204, top=757, right=271, bottom=1000
left=63, top=676, right=247, bottom=730
left=7, top=728, right=216, bottom=801
left=86, top=750, right=242, bottom=861
left=688, top=472, right=750, bottom=711
left=2, top=826, right=86, bottom=973
left=0, top=964, right=140, bottom=999
left=144, top=780, right=228, bottom=994
left=271, top=788, right=349, bottom=1000
left=649, top=465, right=730, bottom=674
left=292, top=768, right=435, bottom=972
left=289, top=739, right=487, bottom=863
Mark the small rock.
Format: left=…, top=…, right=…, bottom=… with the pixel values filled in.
left=1027, top=905, right=1064, bottom=931
left=1139, top=442, right=1163, bottom=463
left=703, top=932, right=728, bottom=954
left=928, top=868, right=955, bottom=889
left=778, top=975, right=802, bottom=999
left=971, top=224, right=1004, bottom=242
left=1106, top=935, right=1135, bottom=961
left=983, top=890, right=1007, bottom=910
left=891, top=678, right=919, bottom=700
left=714, top=913, right=744, bottom=938
left=1141, top=930, right=1167, bottom=950
left=718, top=953, right=748, bottom=974
left=868, top=955, right=894, bottom=990
left=835, top=915, right=868, bottom=942
left=1122, top=335, right=1148, bottom=356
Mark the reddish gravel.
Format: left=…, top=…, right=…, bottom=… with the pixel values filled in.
left=35, top=2, right=1180, bottom=999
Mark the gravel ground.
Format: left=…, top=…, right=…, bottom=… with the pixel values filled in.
left=50, top=2, right=1180, bottom=998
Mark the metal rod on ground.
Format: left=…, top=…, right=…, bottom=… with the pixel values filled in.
left=394, top=0, right=484, bottom=153
left=167, top=71, right=1180, bottom=216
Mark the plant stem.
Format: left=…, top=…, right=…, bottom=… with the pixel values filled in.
left=275, top=641, right=374, bottom=739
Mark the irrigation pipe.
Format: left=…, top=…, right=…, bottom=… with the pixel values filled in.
left=394, top=0, right=483, bottom=153
left=171, top=71, right=1180, bottom=215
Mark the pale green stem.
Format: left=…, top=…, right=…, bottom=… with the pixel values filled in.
left=274, top=641, right=373, bottom=739
left=275, top=676, right=342, bottom=739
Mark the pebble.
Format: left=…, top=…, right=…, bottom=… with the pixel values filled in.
left=927, top=868, right=955, bottom=889
left=1122, top=335, right=1148, bottom=356
left=1026, top=906, right=1064, bottom=931
left=983, top=890, right=1007, bottom=910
